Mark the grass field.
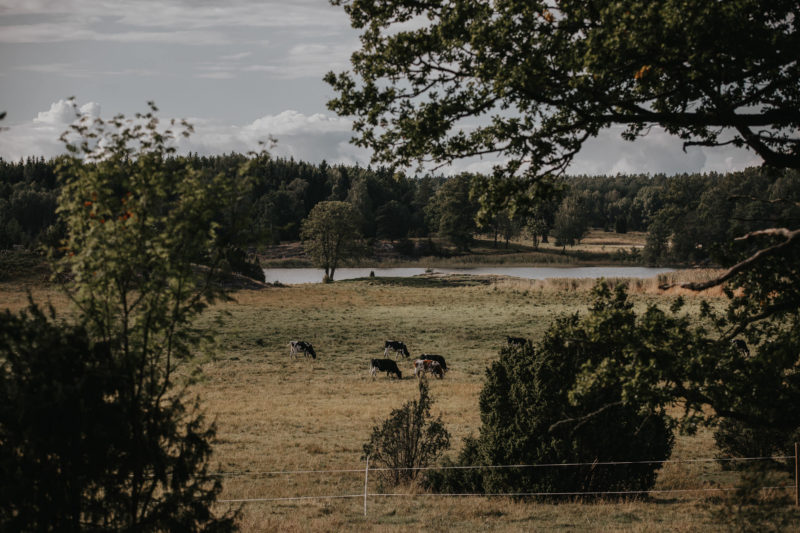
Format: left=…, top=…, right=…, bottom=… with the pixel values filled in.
left=1, top=272, right=795, bottom=531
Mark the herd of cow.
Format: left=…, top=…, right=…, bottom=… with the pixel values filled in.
left=289, top=338, right=446, bottom=379
left=288, top=336, right=533, bottom=381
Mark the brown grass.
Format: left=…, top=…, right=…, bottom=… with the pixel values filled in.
left=0, top=273, right=781, bottom=531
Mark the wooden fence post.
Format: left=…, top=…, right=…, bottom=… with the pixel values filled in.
left=364, top=455, right=370, bottom=517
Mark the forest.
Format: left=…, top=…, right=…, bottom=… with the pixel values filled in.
left=2, top=155, right=799, bottom=269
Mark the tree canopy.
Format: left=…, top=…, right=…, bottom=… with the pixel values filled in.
left=326, top=1, right=799, bottom=209
left=300, top=200, right=363, bottom=281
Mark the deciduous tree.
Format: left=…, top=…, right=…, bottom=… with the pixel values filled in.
left=22, top=101, right=243, bottom=531
left=300, top=200, right=363, bottom=281
left=327, top=1, right=799, bottom=211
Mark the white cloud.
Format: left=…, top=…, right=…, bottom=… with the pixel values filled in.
left=1, top=100, right=102, bottom=160
left=179, top=110, right=368, bottom=164
left=0, top=101, right=763, bottom=177
left=0, top=100, right=370, bottom=166
left=568, top=126, right=762, bottom=176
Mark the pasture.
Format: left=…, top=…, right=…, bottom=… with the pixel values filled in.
left=0, top=273, right=789, bottom=531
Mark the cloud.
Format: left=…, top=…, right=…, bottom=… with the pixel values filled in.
left=0, top=1, right=352, bottom=46
left=179, top=110, right=369, bottom=164
left=0, top=100, right=370, bottom=166
left=0, top=101, right=762, bottom=177
left=0, top=22, right=230, bottom=45
left=568, top=126, right=762, bottom=175
left=0, top=100, right=101, bottom=160
left=17, top=62, right=160, bottom=78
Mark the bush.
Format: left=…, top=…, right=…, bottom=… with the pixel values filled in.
left=364, top=379, right=450, bottom=487
left=0, top=304, right=234, bottom=532
left=427, top=283, right=674, bottom=496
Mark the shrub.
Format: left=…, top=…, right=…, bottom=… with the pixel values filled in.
left=427, top=282, right=674, bottom=496
left=363, top=379, right=450, bottom=487
left=0, top=304, right=234, bottom=532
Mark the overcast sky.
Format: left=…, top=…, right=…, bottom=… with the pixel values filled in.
left=0, top=0, right=762, bottom=175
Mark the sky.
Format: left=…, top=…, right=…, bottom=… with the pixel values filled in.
left=0, top=0, right=762, bottom=176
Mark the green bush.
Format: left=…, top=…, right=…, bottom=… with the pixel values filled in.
left=427, top=283, right=674, bottom=496
left=0, top=305, right=234, bottom=532
left=364, top=379, right=450, bottom=487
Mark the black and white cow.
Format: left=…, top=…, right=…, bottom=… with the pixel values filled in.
left=289, top=340, right=316, bottom=359
left=384, top=340, right=410, bottom=359
left=419, top=354, right=447, bottom=373
left=506, top=336, right=527, bottom=347
left=370, top=358, right=402, bottom=379
left=414, top=359, right=444, bottom=379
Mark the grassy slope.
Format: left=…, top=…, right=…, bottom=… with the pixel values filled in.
left=0, top=274, right=783, bottom=532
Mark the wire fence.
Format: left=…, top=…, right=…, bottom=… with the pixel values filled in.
left=211, top=455, right=794, bottom=478
left=213, top=454, right=800, bottom=513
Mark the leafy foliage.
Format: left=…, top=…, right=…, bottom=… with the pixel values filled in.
left=552, top=194, right=590, bottom=251
left=11, top=101, right=243, bottom=531
left=428, top=282, right=675, bottom=495
left=424, top=174, right=479, bottom=251
left=0, top=304, right=233, bottom=532
left=300, top=200, right=363, bottom=281
left=363, top=379, right=450, bottom=487
left=327, top=0, right=800, bottom=212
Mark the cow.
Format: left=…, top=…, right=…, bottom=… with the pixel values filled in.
left=732, top=339, right=750, bottom=356
left=384, top=340, right=410, bottom=359
left=414, top=358, right=444, bottom=379
left=289, top=340, right=316, bottom=359
left=370, top=358, right=402, bottom=379
left=506, top=336, right=527, bottom=347
left=419, top=354, right=448, bottom=373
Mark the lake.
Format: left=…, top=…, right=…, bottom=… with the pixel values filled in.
left=262, top=266, right=675, bottom=285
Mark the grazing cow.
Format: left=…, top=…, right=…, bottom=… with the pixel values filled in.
left=384, top=340, right=411, bottom=359
left=419, top=354, right=448, bottom=373
left=289, top=340, right=316, bottom=359
left=414, top=359, right=444, bottom=379
left=732, top=339, right=750, bottom=356
left=370, top=358, right=402, bottom=379
left=506, top=336, right=527, bottom=347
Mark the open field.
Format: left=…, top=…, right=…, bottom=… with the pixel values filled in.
left=1, top=272, right=795, bottom=531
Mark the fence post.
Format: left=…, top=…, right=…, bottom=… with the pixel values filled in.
left=364, top=455, right=370, bottom=517
left=795, top=442, right=798, bottom=507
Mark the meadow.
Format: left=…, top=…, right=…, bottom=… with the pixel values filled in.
left=1, top=272, right=792, bottom=531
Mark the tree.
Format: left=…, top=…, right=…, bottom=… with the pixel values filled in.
left=31, top=101, right=241, bottom=531
left=363, top=379, right=450, bottom=487
left=425, top=174, right=478, bottom=251
left=551, top=194, right=589, bottom=252
left=375, top=199, right=410, bottom=242
left=327, top=1, right=799, bottom=209
left=426, top=282, right=674, bottom=496
left=300, top=200, right=363, bottom=281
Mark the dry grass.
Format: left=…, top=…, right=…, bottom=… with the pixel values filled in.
left=0, top=273, right=785, bottom=531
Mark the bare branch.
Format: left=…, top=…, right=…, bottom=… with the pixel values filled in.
left=659, top=227, right=800, bottom=291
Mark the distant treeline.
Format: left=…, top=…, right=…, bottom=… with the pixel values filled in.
left=1, top=154, right=799, bottom=266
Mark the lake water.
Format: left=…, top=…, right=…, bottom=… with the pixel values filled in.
left=262, top=266, right=675, bottom=285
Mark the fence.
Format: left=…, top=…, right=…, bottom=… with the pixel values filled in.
left=214, top=446, right=800, bottom=516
